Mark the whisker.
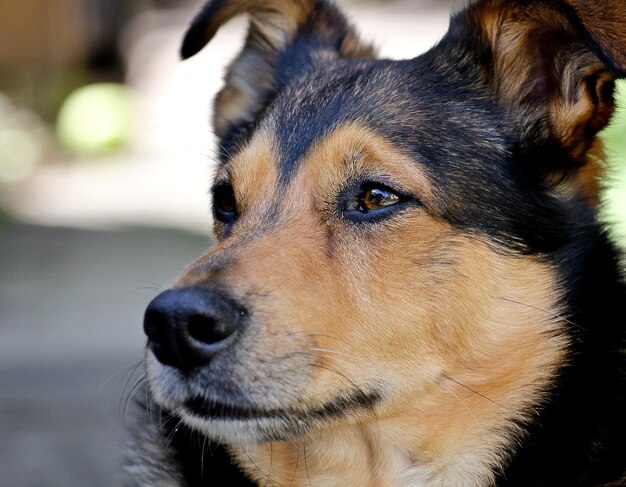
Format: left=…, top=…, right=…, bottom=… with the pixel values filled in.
left=308, top=347, right=362, bottom=362
left=440, top=380, right=489, bottom=441
left=122, top=374, right=147, bottom=423
left=240, top=445, right=274, bottom=483
left=134, top=279, right=163, bottom=289
left=121, top=286, right=162, bottom=300
left=157, top=413, right=181, bottom=438
left=264, top=443, right=274, bottom=487
left=297, top=350, right=359, bottom=370
left=304, top=333, right=355, bottom=348
left=310, top=363, right=361, bottom=391
left=163, top=418, right=184, bottom=450
left=500, top=296, right=588, bottom=332
left=442, top=375, right=513, bottom=413
left=303, top=442, right=312, bottom=487
left=118, top=360, right=145, bottom=416
left=146, top=384, right=160, bottom=430
left=200, top=434, right=208, bottom=480
left=101, top=359, right=143, bottom=391
left=289, top=443, right=300, bottom=487
left=309, top=437, right=326, bottom=479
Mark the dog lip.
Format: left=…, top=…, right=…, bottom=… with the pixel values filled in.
left=184, top=387, right=384, bottom=422
left=185, top=396, right=279, bottom=421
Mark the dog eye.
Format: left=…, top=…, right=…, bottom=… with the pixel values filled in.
left=212, top=183, right=237, bottom=223
left=361, top=187, right=400, bottom=211
left=342, top=182, right=409, bottom=222
left=348, top=183, right=403, bottom=213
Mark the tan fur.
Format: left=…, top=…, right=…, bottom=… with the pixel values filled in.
left=177, top=130, right=280, bottom=275
left=137, top=1, right=626, bottom=484
left=474, top=1, right=617, bottom=161
left=444, top=0, right=626, bottom=205
left=176, top=123, right=569, bottom=486
left=550, top=65, right=615, bottom=160
left=189, top=0, right=313, bottom=55
left=557, top=137, right=606, bottom=206
left=470, top=0, right=623, bottom=203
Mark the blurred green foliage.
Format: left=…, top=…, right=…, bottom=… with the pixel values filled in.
left=600, top=80, right=626, bottom=249
left=56, top=83, right=133, bottom=156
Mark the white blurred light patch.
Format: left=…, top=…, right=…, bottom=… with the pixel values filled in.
left=0, top=128, right=41, bottom=183
left=0, top=94, right=51, bottom=184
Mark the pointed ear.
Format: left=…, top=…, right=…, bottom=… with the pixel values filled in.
left=181, top=0, right=375, bottom=145
left=457, top=0, right=626, bottom=169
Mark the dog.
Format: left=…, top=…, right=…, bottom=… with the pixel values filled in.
left=124, top=0, right=626, bottom=485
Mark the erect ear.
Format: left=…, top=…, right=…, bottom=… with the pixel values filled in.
left=181, top=0, right=375, bottom=146
left=456, top=0, right=626, bottom=178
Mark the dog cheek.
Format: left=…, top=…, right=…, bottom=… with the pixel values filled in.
left=319, top=220, right=487, bottom=388
left=298, top=219, right=455, bottom=388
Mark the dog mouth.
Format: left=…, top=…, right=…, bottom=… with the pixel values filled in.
left=146, top=348, right=386, bottom=441
left=174, top=388, right=385, bottom=443
left=183, top=387, right=384, bottom=424
left=185, top=396, right=286, bottom=421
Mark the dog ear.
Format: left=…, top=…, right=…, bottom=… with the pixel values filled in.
left=181, top=0, right=374, bottom=144
left=455, top=0, right=626, bottom=173
left=567, top=0, right=626, bottom=78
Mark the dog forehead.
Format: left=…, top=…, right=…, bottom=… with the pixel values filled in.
left=261, top=59, right=412, bottom=184
left=253, top=54, right=509, bottom=187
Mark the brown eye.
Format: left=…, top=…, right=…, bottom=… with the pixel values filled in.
left=342, top=181, right=413, bottom=223
left=213, top=183, right=237, bottom=224
left=361, top=187, right=400, bottom=211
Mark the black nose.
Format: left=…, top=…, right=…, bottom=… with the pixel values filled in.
left=143, top=287, right=246, bottom=372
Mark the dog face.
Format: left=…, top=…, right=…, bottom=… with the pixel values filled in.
left=143, top=0, right=626, bottom=484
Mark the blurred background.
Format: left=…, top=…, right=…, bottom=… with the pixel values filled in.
left=0, top=0, right=624, bottom=485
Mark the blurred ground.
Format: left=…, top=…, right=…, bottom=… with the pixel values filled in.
left=0, top=219, right=211, bottom=486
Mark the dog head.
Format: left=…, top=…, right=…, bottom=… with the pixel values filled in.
left=143, top=0, right=625, bottom=481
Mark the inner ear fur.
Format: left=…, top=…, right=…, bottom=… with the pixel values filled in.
left=463, top=0, right=626, bottom=167
left=181, top=0, right=374, bottom=142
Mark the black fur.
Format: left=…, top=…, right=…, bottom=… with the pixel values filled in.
left=164, top=411, right=256, bottom=487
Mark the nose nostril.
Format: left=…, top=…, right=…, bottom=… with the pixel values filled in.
left=187, top=314, right=232, bottom=346
left=144, top=309, right=166, bottom=344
